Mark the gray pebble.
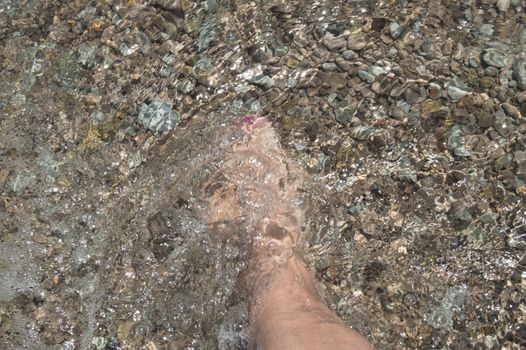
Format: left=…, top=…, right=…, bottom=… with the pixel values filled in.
left=342, top=50, right=357, bottom=60
left=252, top=75, right=275, bottom=90
left=496, top=0, right=510, bottom=12
left=512, top=58, right=526, bottom=91
left=322, top=62, right=337, bottom=71
left=176, top=79, right=195, bottom=94
left=322, top=33, right=347, bottom=51
left=347, top=33, right=367, bottom=51
left=138, top=101, right=180, bottom=133
left=447, top=76, right=469, bottom=100
left=482, top=48, right=508, bottom=68
left=369, top=65, right=389, bottom=76
left=389, top=22, right=404, bottom=39
left=358, top=70, right=376, bottom=83
left=479, top=24, right=495, bottom=36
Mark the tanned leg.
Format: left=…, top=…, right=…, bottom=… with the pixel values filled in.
left=205, top=117, right=374, bottom=350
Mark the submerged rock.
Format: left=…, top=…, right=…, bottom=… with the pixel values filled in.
left=446, top=125, right=471, bottom=157
left=512, top=58, right=526, bottom=91
left=447, top=76, right=469, bottom=100
left=482, top=48, right=508, bottom=68
left=138, top=101, right=180, bottom=133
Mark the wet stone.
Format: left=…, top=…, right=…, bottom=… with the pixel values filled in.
left=252, top=75, right=275, bottom=90
left=138, top=101, right=181, bottom=133
left=447, top=76, right=469, bottom=101
left=78, top=42, right=97, bottom=67
left=349, top=126, right=376, bottom=141
left=477, top=111, right=494, bottom=128
left=389, top=22, right=404, bottom=39
left=494, top=153, right=513, bottom=172
left=176, top=79, right=195, bottom=94
left=485, top=66, right=500, bottom=77
left=358, top=70, right=376, bottom=83
left=322, top=33, right=346, bottom=51
left=198, top=17, right=216, bottom=52
left=322, top=62, right=337, bottom=72
left=347, top=33, right=367, bottom=51
left=482, top=48, right=508, bottom=68
left=446, top=125, right=471, bottom=157
left=493, top=110, right=514, bottom=137
left=496, top=0, right=510, bottom=12
left=342, top=50, right=357, bottom=60
left=479, top=24, right=495, bottom=37
left=369, top=65, right=389, bottom=77
left=512, top=58, right=526, bottom=91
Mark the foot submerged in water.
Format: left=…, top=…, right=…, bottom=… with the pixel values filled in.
left=204, top=116, right=374, bottom=350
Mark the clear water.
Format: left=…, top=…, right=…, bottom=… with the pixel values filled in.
left=0, top=0, right=525, bottom=349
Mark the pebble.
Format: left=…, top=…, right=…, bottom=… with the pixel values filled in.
left=322, top=33, right=347, bottom=51
left=369, top=65, right=389, bottom=77
left=493, top=109, right=514, bottom=137
left=496, top=0, right=510, bottom=12
left=479, top=24, right=495, bottom=36
left=347, top=33, right=367, bottom=51
left=447, top=76, right=470, bottom=100
left=176, top=79, right=195, bottom=94
left=477, top=111, right=493, bottom=128
left=482, top=48, right=508, bottom=68
left=138, top=101, right=180, bottom=133
left=252, top=75, right=275, bottom=90
left=446, top=125, right=471, bottom=157
left=512, top=58, right=526, bottom=91
left=358, top=70, right=376, bottom=83
left=389, top=22, right=404, bottom=39
left=349, top=126, right=376, bottom=140
left=342, top=50, right=357, bottom=60
left=322, top=62, right=337, bottom=72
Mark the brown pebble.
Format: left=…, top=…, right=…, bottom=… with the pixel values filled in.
left=516, top=186, right=526, bottom=197
left=52, top=275, right=60, bottom=286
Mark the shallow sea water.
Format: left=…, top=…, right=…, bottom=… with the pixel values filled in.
left=0, top=0, right=525, bottom=349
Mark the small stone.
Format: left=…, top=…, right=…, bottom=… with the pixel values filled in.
left=485, top=66, right=500, bottom=77
left=428, top=83, right=441, bottom=99
left=358, top=70, right=376, bottom=83
left=502, top=102, right=521, bottom=119
left=512, top=58, right=526, bottom=91
left=447, top=76, right=470, bottom=100
left=335, top=107, right=352, bottom=124
left=322, top=62, right=337, bottom=72
left=176, top=79, right=195, bottom=94
left=480, top=76, right=495, bottom=89
left=516, top=186, right=526, bottom=197
left=342, top=50, right=357, bottom=60
left=322, top=33, right=347, bottom=51
left=138, top=101, right=180, bottom=133
left=285, top=56, right=300, bottom=69
left=496, top=0, right=510, bottom=12
left=369, top=65, right=389, bottom=76
left=389, top=22, right=404, bottom=39
left=467, top=49, right=482, bottom=68
left=387, top=47, right=398, bottom=57
left=494, top=153, right=513, bottom=172
left=446, top=125, right=471, bottom=157
left=349, top=126, right=376, bottom=141
left=479, top=24, right=495, bottom=36
left=482, top=48, right=508, bottom=68
left=477, top=111, right=493, bottom=128
left=205, top=0, right=218, bottom=12
left=493, top=109, right=514, bottom=137
left=252, top=75, right=275, bottom=90
left=347, top=33, right=367, bottom=51
left=421, top=100, right=442, bottom=115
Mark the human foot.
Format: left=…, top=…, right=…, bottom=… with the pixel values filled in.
left=204, top=116, right=373, bottom=349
